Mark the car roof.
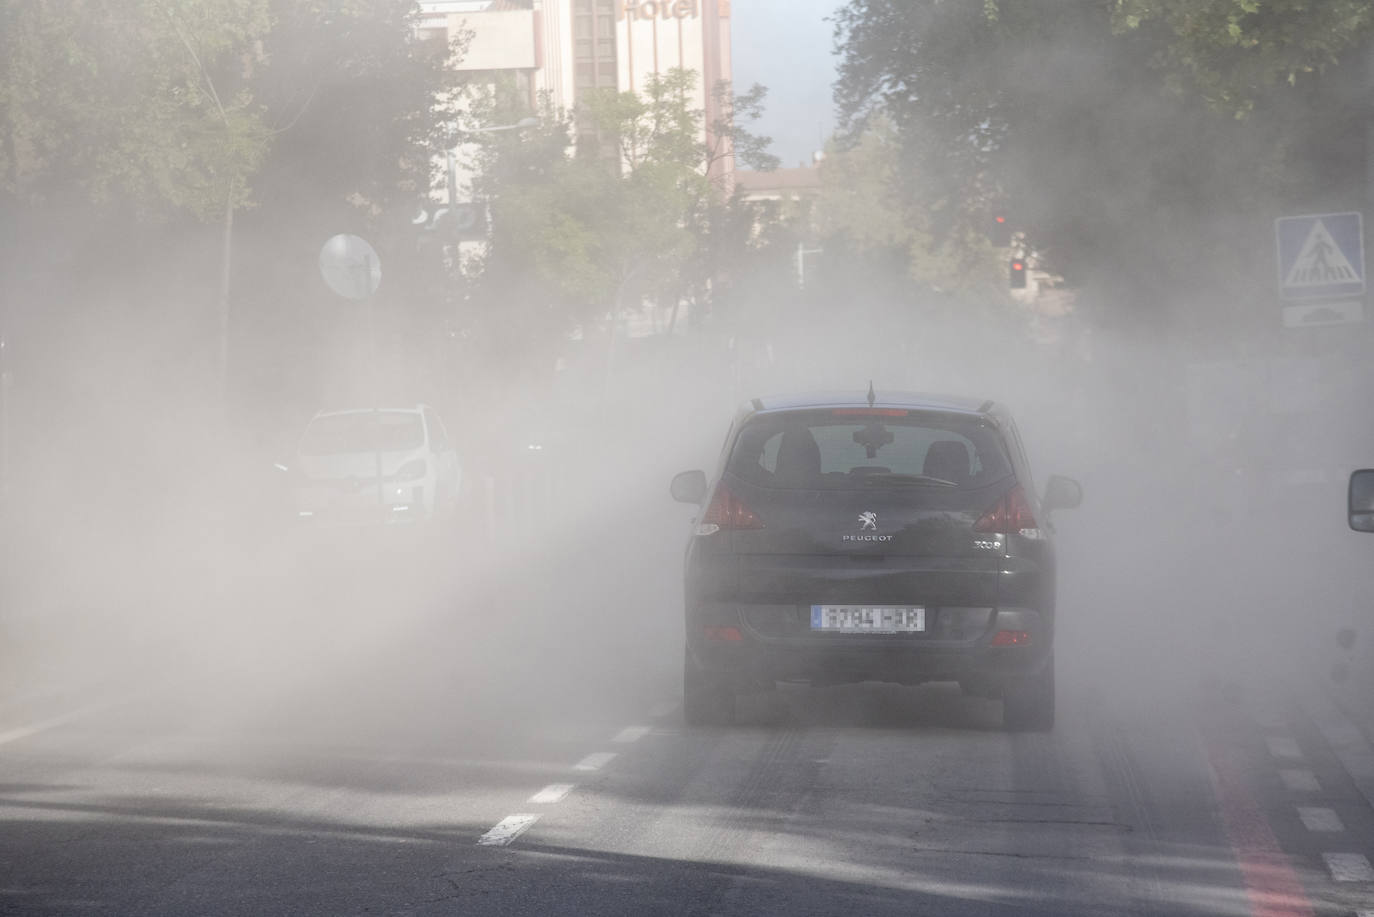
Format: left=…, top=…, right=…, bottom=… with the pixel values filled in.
left=748, top=391, right=995, bottom=416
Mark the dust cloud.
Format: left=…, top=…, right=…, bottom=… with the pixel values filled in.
left=2, top=265, right=1364, bottom=746
left=1, top=21, right=1371, bottom=751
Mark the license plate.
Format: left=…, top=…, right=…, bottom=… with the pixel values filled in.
left=810, top=605, right=925, bottom=633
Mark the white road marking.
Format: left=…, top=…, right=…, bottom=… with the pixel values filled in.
left=1279, top=769, right=1321, bottom=792
left=527, top=784, right=575, bottom=805
left=0, top=697, right=127, bottom=747
left=477, top=814, right=540, bottom=847
left=1357, top=911, right=1374, bottom=917
left=1265, top=736, right=1303, bottom=759
left=1296, top=807, right=1345, bottom=832
left=1298, top=683, right=1374, bottom=814
left=613, top=726, right=651, bottom=744
left=1322, top=852, right=1374, bottom=882
left=573, top=752, right=617, bottom=771
left=648, top=700, right=679, bottom=718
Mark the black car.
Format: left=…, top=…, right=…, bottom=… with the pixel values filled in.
left=670, top=390, right=1081, bottom=731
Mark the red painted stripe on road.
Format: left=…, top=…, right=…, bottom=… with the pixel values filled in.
left=1204, top=738, right=1315, bottom=917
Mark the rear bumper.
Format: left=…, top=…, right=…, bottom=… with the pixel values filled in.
left=687, top=603, right=1050, bottom=690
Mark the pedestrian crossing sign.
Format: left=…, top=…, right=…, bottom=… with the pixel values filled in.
left=1275, top=211, right=1364, bottom=301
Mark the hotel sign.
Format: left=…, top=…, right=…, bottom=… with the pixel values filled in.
left=618, top=0, right=699, bottom=20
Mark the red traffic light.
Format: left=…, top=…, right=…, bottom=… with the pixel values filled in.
left=990, top=214, right=1012, bottom=246
left=1009, top=258, right=1027, bottom=289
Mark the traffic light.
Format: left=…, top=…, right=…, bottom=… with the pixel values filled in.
left=1009, top=257, right=1027, bottom=289
left=990, top=214, right=1012, bottom=247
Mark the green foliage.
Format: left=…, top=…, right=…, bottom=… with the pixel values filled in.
left=0, top=0, right=273, bottom=218
left=465, top=70, right=780, bottom=370
left=0, top=0, right=471, bottom=431
left=816, top=116, right=1004, bottom=301
left=710, top=81, right=782, bottom=176
left=250, top=0, right=464, bottom=214
left=0, top=0, right=461, bottom=222
left=833, top=0, right=1373, bottom=327
left=581, top=69, right=702, bottom=173
left=1112, top=0, right=1374, bottom=115
left=224, top=0, right=471, bottom=409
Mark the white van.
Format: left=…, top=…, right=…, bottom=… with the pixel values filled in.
left=293, top=405, right=461, bottom=525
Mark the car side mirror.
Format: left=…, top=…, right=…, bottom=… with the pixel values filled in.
left=1043, top=475, right=1082, bottom=513
left=1349, top=470, right=1374, bottom=532
left=671, top=470, right=708, bottom=504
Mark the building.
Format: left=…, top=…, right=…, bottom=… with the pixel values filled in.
left=417, top=1, right=733, bottom=170
left=733, top=164, right=822, bottom=205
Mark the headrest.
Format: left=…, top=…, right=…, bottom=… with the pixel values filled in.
left=775, top=427, right=822, bottom=484
left=923, top=440, right=970, bottom=484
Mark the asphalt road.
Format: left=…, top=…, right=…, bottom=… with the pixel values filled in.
left=3, top=496, right=1374, bottom=916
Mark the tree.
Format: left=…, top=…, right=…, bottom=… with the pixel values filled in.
left=814, top=115, right=1006, bottom=302
left=457, top=69, right=780, bottom=386
left=0, top=1, right=469, bottom=439
left=0, top=0, right=273, bottom=217
left=215, top=0, right=468, bottom=421
left=1112, top=0, right=1374, bottom=116
left=832, top=0, right=1374, bottom=334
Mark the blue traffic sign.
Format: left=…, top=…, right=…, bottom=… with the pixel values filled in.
left=1275, top=211, right=1364, bottom=301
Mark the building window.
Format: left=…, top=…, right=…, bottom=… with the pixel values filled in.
left=573, top=0, right=620, bottom=151
left=572, top=0, right=617, bottom=91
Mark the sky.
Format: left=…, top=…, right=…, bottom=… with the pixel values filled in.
left=731, top=0, right=849, bottom=170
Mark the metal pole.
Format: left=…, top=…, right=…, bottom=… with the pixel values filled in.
left=604, top=263, right=637, bottom=406
left=218, top=194, right=233, bottom=414
left=0, top=339, right=9, bottom=509
left=363, top=254, right=383, bottom=509
left=1367, top=43, right=1374, bottom=225
left=795, top=244, right=822, bottom=288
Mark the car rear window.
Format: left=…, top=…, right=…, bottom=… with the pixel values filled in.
left=727, top=410, right=1013, bottom=491
left=300, top=412, right=425, bottom=455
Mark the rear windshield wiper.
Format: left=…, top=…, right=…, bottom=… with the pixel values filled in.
left=860, top=472, right=959, bottom=487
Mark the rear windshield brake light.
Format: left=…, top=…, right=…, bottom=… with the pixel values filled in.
left=832, top=408, right=909, bottom=417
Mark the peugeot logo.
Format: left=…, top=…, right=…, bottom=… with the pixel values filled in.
left=835, top=508, right=890, bottom=544
left=844, top=511, right=892, bottom=542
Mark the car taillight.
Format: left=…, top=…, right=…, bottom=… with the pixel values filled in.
left=974, top=485, right=1042, bottom=539
left=697, top=484, right=764, bottom=535
left=704, top=626, right=743, bottom=642
left=991, top=630, right=1031, bottom=646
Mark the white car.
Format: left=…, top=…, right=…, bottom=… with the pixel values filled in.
left=293, top=405, right=461, bottom=525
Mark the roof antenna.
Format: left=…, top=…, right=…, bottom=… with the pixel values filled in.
left=866, top=380, right=876, bottom=408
